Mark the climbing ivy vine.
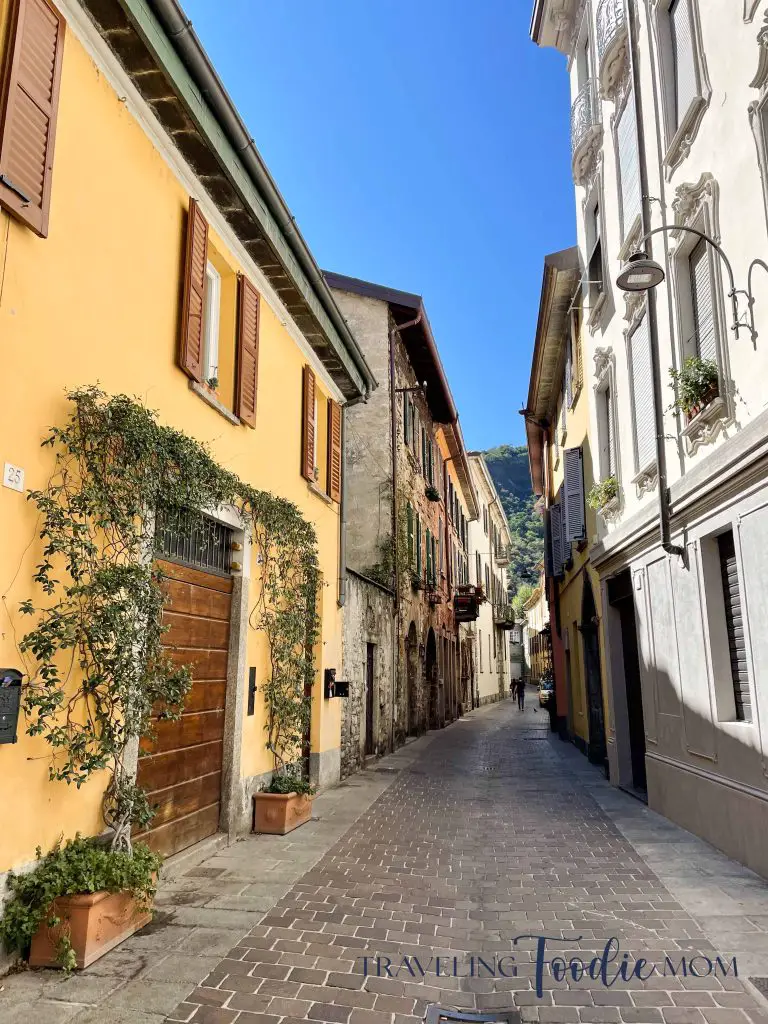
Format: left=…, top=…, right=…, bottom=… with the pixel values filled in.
left=17, top=386, right=319, bottom=850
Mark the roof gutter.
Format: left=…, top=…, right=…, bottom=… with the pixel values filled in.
left=145, top=0, right=377, bottom=399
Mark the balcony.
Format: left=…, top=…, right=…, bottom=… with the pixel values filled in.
left=570, top=79, right=602, bottom=185
left=493, top=604, right=516, bottom=630
left=453, top=584, right=484, bottom=623
left=494, top=546, right=510, bottom=568
left=596, top=0, right=628, bottom=98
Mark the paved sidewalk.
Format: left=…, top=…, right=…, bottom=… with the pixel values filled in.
left=3, top=696, right=768, bottom=1024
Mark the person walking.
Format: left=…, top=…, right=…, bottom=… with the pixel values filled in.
left=517, top=678, right=525, bottom=711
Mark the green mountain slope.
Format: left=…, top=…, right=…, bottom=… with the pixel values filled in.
left=483, top=444, right=544, bottom=598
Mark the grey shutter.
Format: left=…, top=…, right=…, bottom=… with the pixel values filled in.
left=550, top=503, right=563, bottom=576
left=671, top=0, right=696, bottom=130
left=717, top=531, right=751, bottom=722
left=606, top=387, right=616, bottom=477
left=618, top=91, right=641, bottom=239
left=544, top=511, right=554, bottom=579
left=564, top=447, right=586, bottom=543
left=629, top=313, right=655, bottom=470
left=690, top=239, right=717, bottom=362
left=561, top=383, right=567, bottom=433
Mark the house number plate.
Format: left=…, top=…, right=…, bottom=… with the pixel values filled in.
left=3, top=463, right=24, bottom=492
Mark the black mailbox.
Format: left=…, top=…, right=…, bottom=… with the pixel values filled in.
left=0, top=670, right=22, bottom=745
left=333, top=680, right=350, bottom=698
left=323, top=668, right=336, bottom=700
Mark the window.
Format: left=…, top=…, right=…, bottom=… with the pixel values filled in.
left=416, top=514, right=422, bottom=577
left=658, top=0, right=710, bottom=172
left=616, top=90, right=641, bottom=243
left=669, top=0, right=696, bottom=133
left=485, top=565, right=490, bottom=598
left=403, top=396, right=410, bottom=447
left=426, top=528, right=432, bottom=584
left=438, top=521, right=444, bottom=576
left=476, top=552, right=482, bottom=586
left=602, top=386, right=616, bottom=478
left=594, top=349, right=617, bottom=483
left=587, top=201, right=604, bottom=309
left=627, top=312, right=655, bottom=472
left=407, top=504, right=414, bottom=566
left=689, top=239, right=717, bottom=363
left=483, top=507, right=488, bottom=534
left=565, top=337, right=573, bottom=409
left=479, top=631, right=483, bottom=672
left=701, top=528, right=752, bottom=724
left=202, top=261, right=221, bottom=385
left=0, top=0, right=65, bottom=237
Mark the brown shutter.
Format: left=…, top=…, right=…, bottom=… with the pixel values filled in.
left=301, top=365, right=316, bottom=481
left=179, top=198, right=208, bottom=382
left=0, top=0, right=65, bottom=238
left=235, top=275, right=259, bottom=427
left=327, top=399, right=342, bottom=502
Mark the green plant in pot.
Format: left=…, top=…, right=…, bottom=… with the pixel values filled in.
left=669, top=356, right=719, bottom=420
left=2, top=386, right=321, bottom=963
left=587, top=476, right=619, bottom=511
left=424, top=484, right=440, bottom=502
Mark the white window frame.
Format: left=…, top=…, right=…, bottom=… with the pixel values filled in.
left=652, top=0, right=711, bottom=177
left=612, top=86, right=643, bottom=253
left=593, top=347, right=619, bottom=487
left=624, top=303, right=659, bottom=493
left=203, top=260, right=221, bottom=386
left=669, top=173, right=731, bottom=454
left=583, top=176, right=608, bottom=330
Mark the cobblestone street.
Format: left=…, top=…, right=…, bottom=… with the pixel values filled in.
left=4, top=694, right=768, bottom=1024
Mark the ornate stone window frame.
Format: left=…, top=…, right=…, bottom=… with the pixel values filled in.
left=668, top=172, right=733, bottom=456
left=592, top=346, right=622, bottom=520
left=748, top=13, right=768, bottom=237
left=650, top=0, right=712, bottom=179
left=745, top=0, right=762, bottom=23
left=622, top=298, right=659, bottom=496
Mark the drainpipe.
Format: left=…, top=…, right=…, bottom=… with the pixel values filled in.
left=627, top=0, right=684, bottom=557
left=337, top=406, right=348, bottom=607
left=388, top=313, right=422, bottom=752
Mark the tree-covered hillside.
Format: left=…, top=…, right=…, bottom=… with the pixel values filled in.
left=483, top=444, right=543, bottom=600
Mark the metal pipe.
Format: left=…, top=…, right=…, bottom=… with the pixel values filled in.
left=337, top=406, right=348, bottom=607
left=627, top=0, right=683, bottom=558
left=146, top=0, right=376, bottom=397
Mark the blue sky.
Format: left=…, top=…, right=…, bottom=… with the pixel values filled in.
left=181, top=0, right=575, bottom=449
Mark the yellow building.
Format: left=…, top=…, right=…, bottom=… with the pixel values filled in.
left=523, top=248, right=610, bottom=769
left=0, top=0, right=375, bottom=880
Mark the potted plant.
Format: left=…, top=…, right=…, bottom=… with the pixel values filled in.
left=425, top=484, right=440, bottom=502
left=669, top=356, right=719, bottom=422
left=587, top=476, right=619, bottom=512
left=253, top=765, right=316, bottom=836
left=0, top=835, right=160, bottom=972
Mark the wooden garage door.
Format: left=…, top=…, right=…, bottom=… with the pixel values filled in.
left=136, top=559, right=232, bottom=856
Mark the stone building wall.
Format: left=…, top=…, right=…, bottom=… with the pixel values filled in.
left=340, top=570, right=395, bottom=779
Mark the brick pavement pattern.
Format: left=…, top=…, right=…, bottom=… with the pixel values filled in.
left=165, top=699, right=768, bottom=1024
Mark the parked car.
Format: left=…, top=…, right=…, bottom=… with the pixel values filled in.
left=538, top=675, right=554, bottom=706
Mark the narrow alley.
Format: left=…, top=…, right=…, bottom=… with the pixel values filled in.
left=4, top=696, right=768, bottom=1024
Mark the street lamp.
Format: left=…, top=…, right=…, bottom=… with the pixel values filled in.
left=615, top=224, right=768, bottom=343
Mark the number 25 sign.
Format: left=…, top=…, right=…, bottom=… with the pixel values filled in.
left=2, top=463, right=25, bottom=493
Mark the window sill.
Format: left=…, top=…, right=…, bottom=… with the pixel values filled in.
left=307, top=480, right=334, bottom=506
left=681, top=396, right=727, bottom=456
left=587, top=291, right=607, bottom=333
left=190, top=380, right=241, bottom=426
left=631, top=461, right=658, bottom=497
left=663, top=95, right=709, bottom=179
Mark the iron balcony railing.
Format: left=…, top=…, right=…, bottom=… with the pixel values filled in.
left=493, top=604, right=516, bottom=630
left=571, top=79, right=601, bottom=160
left=596, top=0, right=627, bottom=73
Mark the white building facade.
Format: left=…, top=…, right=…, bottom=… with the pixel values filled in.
left=533, top=0, right=768, bottom=876
left=467, top=455, right=514, bottom=706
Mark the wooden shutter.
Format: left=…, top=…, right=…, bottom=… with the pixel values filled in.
left=0, top=0, right=65, bottom=237
left=617, top=90, right=641, bottom=239
left=564, top=447, right=586, bottom=543
left=550, top=503, right=563, bottom=576
left=301, top=365, right=316, bottom=481
left=327, top=399, right=342, bottom=502
left=416, top=515, right=422, bottom=576
left=717, top=531, right=751, bottom=723
left=235, top=275, right=259, bottom=427
left=629, top=313, right=655, bottom=469
left=690, top=239, right=717, bottom=362
left=179, top=199, right=209, bottom=382
left=406, top=504, right=414, bottom=565
left=670, top=0, right=696, bottom=130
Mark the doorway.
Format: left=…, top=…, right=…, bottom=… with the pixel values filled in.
left=581, top=578, right=607, bottom=770
left=365, top=642, right=375, bottom=757
left=406, top=622, right=419, bottom=736
left=426, top=628, right=438, bottom=729
left=608, top=571, right=647, bottom=795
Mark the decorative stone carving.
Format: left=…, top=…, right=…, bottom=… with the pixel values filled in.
left=597, top=0, right=629, bottom=99
left=571, top=79, right=604, bottom=186
left=745, top=0, right=763, bottom=24
left=671, top=172, right=721, bottom=246
left=681, top=396, right=729, bottom=456
left=750, top=12, right=768, bottom=89
left=593, top=346, right=614, bottom=381
left=632, top=462, right=659, bottom=496
left=623, top=289, right=645, bottom=326
left=599, top=494, right=622, bottom=523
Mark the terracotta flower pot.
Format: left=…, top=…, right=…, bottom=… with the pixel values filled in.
left=29, top=889, right=153, bottom=969
left=253, top=792, right=313, bottom=835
